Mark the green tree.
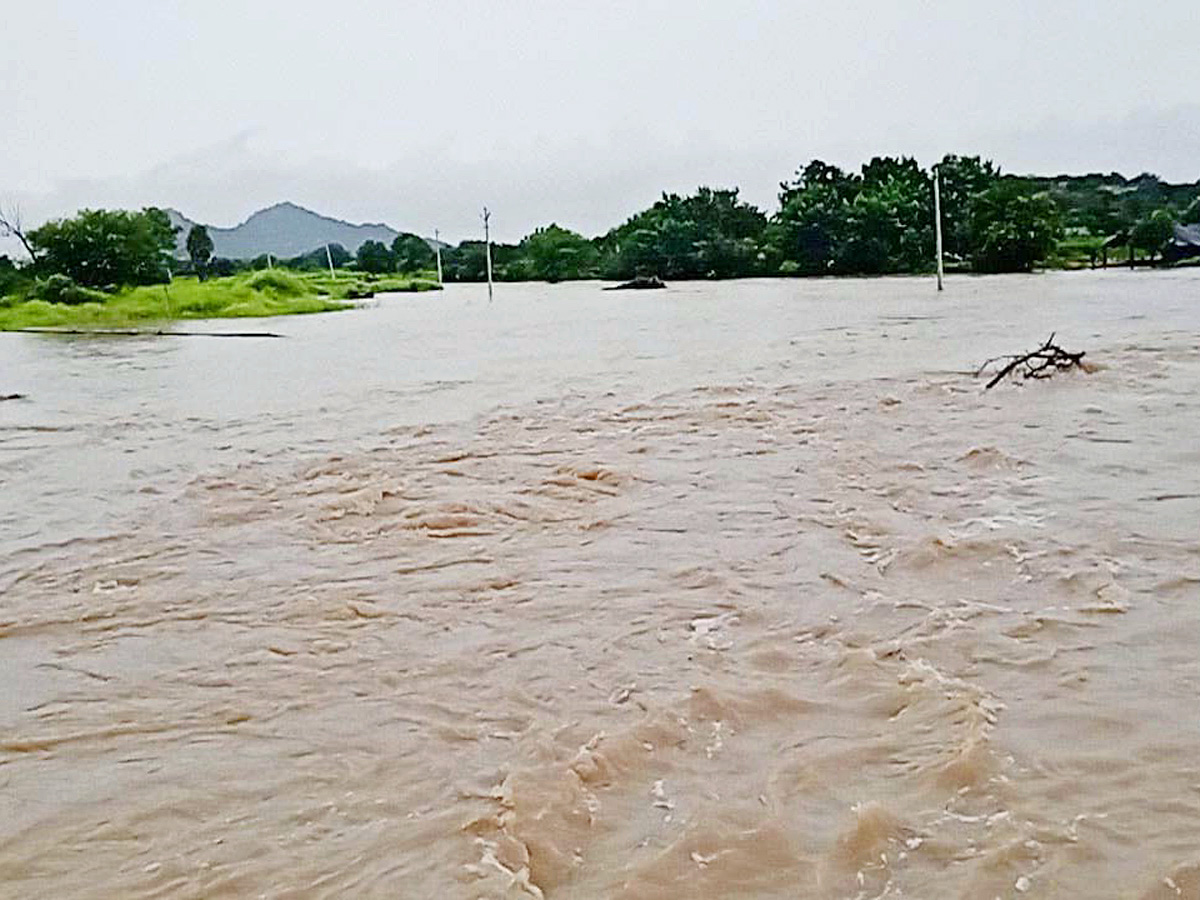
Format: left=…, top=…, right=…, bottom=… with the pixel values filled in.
left=441, top=241, right=489, bottom=282
left=1130, top=209, right=1177, bottom=260
left=391, top=233, right=435, bottom=272
left=28, top=208, right=177, bottom=288
left=843, top=157, right=932, bottom=274
left=521, top=224, right=597, bottom=282
left=935, top=155, right=999, bottom=259
left=770, top=157, right=932, bottom=275
left=356, top=239, right=394, bottom=274
left=967, top=183, right=1062, bottom=273
left=599, top=187, right=766, bottom=279
left=186, top=225, right=214, bottom=279
left=837, top=191, right=896, bottom=274
left=768, top=161, right=857, bottom=274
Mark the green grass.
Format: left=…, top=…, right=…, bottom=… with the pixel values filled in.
left=0, top=267, right=446, bottom=331
left=0, top=272, right=356, bottom=331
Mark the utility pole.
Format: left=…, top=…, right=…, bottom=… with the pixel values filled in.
left=325, top=243, right=337, bottom=279
left=933, top=165, right=945, bottom=292
left=482, top=207, right=494, bottom=302
left=434, top=228, right=443, bottom=285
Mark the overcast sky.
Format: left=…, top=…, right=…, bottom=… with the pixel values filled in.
left=2, top=0, right=1198, bottom=247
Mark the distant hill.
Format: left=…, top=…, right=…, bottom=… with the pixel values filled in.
left=166, top=202, right=403, bottom=260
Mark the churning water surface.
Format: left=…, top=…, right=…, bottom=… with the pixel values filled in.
left=1, top=271, right=1199, bottom=898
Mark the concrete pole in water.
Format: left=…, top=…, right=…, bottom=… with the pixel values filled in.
left=326, top=243, right=337, bottom=280
left=434, top=228, right=443, bottom=285
left=933, top=165, right=945, bottom=292
left=482, top=207, right=494, bottom=302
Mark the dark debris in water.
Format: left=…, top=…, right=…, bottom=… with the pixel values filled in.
left=976, top=333, right=1087, bottom=390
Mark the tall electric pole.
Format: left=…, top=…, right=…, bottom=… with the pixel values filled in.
left=933, top=166, right=945, bottom=292
left=482, top=207, right=494, bottom=302
left=434, top=228, right=443, bottom=285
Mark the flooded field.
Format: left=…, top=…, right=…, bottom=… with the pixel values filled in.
left=2, top=271, right=1199, bottom=898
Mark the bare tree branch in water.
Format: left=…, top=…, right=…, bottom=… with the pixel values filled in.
left=0, top=201, right=38, bottom=262
left=976, top=333, right=1087, bottom=389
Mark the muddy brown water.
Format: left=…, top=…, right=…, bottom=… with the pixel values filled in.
left=2, top=272, right=1199, bottom=899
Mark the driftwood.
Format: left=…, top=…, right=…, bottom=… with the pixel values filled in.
left=976, top=333, right=1086, bottom=390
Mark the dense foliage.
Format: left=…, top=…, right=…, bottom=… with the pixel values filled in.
left=967, top=183, right=1062, bottom=273
left=515, top=224, right=597, bottom=282
left=28, top=208, right=176, bottom=289
left=600, top=188, right=767, bottom=280
left=356, top=239, right=394, bottom=274
left=1129, top=209, right=1177, bottom=258
left=766, top=158, right=934, bottom=276
left=433, top=155, right=1115, bottom=282
left=391, top=233, right=436, bottom=272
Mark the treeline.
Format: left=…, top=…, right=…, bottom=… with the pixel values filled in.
left=356, top=161, right=1200, bottom=280
left=5, top=154, right=1200, bottom=301
left=335, top=161, right=1199, bottom=281
left=438, top=156, right=1200, bottom=282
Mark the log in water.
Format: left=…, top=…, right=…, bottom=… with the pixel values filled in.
left=1, top=272, right=1199, bottom=898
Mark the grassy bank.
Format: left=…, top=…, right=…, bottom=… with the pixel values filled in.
left=0, top=269, right=442, bottom=331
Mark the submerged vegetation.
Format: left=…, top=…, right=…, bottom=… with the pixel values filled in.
left=0, top=272, right=344, bottom=330
left=0, top=269, right=439, bottom=331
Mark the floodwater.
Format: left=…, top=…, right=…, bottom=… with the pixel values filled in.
left=1, top=271, right=1199, bottom=899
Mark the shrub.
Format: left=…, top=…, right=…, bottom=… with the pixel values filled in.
left=246, top=270, right=306, bottom=296
left=33, top=274, right=109, bottom=305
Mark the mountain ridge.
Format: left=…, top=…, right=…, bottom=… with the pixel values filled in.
left=167, top=202, right=407, bottom=260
